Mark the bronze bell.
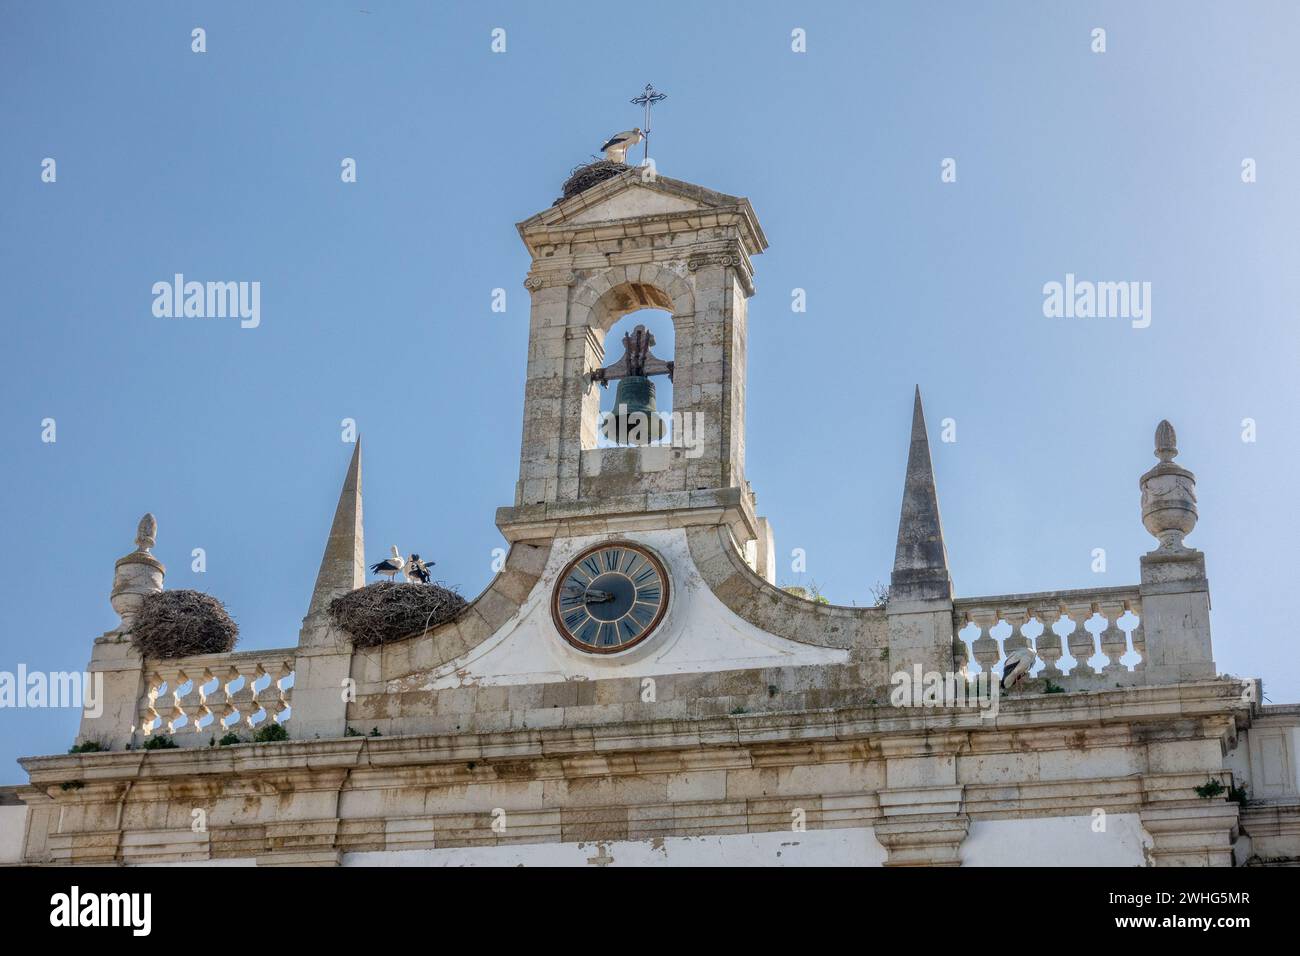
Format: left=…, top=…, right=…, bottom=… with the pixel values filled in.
left=611, top=375, right=666, bottom=444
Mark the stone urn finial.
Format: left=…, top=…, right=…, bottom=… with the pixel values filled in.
left=1140, top=420, right=1198, bottom=552
left=135, top=512, right=157, bottom=552
left=112, top=513, right=165, bottom=630
left=1154, top=420, right=1178, bottom=462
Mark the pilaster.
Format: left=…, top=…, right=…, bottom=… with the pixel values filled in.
left=875, top=786, right=969, bottom=866
left=1140, top=804, right=1239, bottom=866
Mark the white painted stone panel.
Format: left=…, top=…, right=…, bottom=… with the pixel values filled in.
left=396, top=529, right=846, bottom=692
left=0, top=805, right=27, bottom=864
left=962, top=814, right=1151, bottom=867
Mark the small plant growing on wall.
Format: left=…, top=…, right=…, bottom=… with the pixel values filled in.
left=1194, top=779, right=1226, bottom=799
left=142, top=735, right=178, bottom=750
left=252, top=723, right=288, bottom=743
left=218, top=732, right=243, bottom=747
left=67, top=740, right=105, bottom=754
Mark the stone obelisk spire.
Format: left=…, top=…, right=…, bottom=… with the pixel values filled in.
left=889, top=387, right=952, bottom=603
left=880, top=388, right=964, bottom=861
left=294, top=440, right=365, bottom=742
left=305, top=440, right=365, bottom=619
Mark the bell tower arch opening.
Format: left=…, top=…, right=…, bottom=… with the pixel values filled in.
left=593, top=308, right=675, bottom=450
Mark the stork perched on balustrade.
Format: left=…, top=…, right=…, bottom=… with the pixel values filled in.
left=1000, top=647, right=1038, bottom=691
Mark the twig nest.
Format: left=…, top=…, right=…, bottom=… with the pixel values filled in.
left=328, top=582, right=468, bottom=648
left=557, top=160, right=632, bottom=203
left=130, top=590, right=238, bottom=659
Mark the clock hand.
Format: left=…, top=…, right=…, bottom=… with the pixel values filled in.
left=583, top=589, right=615, bottom=604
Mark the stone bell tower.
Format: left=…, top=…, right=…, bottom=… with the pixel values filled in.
left=497, top=165, right=768, bottom=546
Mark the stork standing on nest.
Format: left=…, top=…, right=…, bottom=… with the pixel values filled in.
left=600, top=127, right=642, bottom=164
left=370, top=546, right=405, bottom=583
left=406, top=554, right=434, bottom=584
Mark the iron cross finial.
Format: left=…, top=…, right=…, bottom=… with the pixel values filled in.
left=630, top=83, right=667, bottom=165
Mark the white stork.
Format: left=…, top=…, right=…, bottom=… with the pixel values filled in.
left=406, top=553, right=433, bottom=584
left=370, top=545, right=405, bottom=583
left=600, top=128, right=643, bottom=164
left=1000, top=647, right=1038, bottom=691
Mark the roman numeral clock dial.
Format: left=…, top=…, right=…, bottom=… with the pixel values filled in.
left=551, top=543, right=670, bottom=653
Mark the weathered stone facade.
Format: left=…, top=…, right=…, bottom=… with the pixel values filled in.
left=2, top=168, right=1296, bottom=867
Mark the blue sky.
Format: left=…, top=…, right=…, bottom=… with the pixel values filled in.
left=2, top=1, right=1297, bottom=779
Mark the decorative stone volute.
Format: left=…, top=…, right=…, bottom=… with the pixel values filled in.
left=1140, top=420, right=1198, bottom=552
left=111, top=512, right=165, bottom=629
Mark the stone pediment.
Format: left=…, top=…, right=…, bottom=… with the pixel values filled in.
left=516, top=171, right=767, bottom=256
left=566, top=184, right=702, bottom=223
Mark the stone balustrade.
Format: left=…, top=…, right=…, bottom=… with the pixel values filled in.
left=952, top=586, right=1144, bottom=688
left=139, top=649, right=296, bottom=742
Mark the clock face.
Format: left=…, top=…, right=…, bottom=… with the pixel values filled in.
left=551, top=542, right=669, bottom=653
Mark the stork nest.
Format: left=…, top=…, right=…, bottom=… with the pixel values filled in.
left=557, top=160, right=633, bottom=203
left=130, top=589, right=239, bottom=659
left=328, top=582, right=468, bottom=648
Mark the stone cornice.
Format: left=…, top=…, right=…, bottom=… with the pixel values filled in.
left=19, top=679, right=1253, bottom=790
left=516, top=172, right=768, bottom=258
left=1240, top=802, right=1300, bottom=838
left=952, top=584, right=1142, bottom=614
left=496, top=486, right=759, bottom=545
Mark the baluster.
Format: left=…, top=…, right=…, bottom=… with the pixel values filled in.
left=282, top=660, right=295, bottom=723
left=157, top=669, right=174, bottom=735
left=1099, top=601, right=1128, bottom=674
left=1066, top=603, right=1098, bottom=676
left=228, top=660, right=253, bottom=728
left=268, top=659, right=292, bottom=722
left=247, top=661, right=269, bottom=726
left=171, top=668, right=190, bottom=734
left=142, top=671, right=164, bottom=735
left=194, top=667, right=218, bottom=736
left=1003, top=608, right=1030, bottom=656
left=1034, top=606, right=1064, bottom=677
left=217, top=665, right=243, bottom=733
left=952, top=615, right=971, bottom=676
left=175, top=668, right=204, bottom=736
left=1128, top=600, right=1146, bottom=671
left=970, top=609, right=1001, bottom=677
